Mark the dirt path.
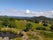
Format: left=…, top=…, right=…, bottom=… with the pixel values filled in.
left=22, top=31, right=28, bottom=40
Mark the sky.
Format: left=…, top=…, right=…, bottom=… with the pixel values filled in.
left=0, top=0, right=53, bottom=17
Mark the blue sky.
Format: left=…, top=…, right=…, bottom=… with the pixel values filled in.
left=0, top=0, right=53, bottom=11
left=0, top=0, right=53, bottom=17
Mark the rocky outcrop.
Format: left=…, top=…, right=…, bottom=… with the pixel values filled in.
left=0, top=32, right=18, bottom=40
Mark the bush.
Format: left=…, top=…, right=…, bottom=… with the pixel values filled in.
left=42, top=31, right=53, bottom=38
left=50, top=25, right=53, bottom=31
left=35, top=19, right=39, bottom=23
left=8, top=22, right=17, bottom=28
left=2, top=21, right=9, bottom=27
left=42, top=20, right=48, bottom=26
left=23, top=23, right=32, bottom=32
left=43, top=23, right=48, bottom=26
left=36, top=27, right=46, bottom=30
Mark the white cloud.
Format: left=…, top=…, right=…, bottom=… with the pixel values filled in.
left=0, top=9, right=53, bottom=18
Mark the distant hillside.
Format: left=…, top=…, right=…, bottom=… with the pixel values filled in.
left=0, top=15, right=53, bottom=21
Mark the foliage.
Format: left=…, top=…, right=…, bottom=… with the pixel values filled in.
left=50, top=25, right=53, bottom=31
left=34, top=19, right=39, bottom=23
left=23, top=23, right=32, bottom=32
left=1, top=20, right=9, bottom=27
left=42, top=20, right=48, bottom=26
left=36, top=27, right=46, bottom=30
left=42, top=31, right=53, bottom=38
left=8, top=22, right=16, bottom=28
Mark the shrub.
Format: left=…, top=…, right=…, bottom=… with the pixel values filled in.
left=42, top=20, right=48, bottom=26
left=42, top=31, right=53, bottom=38
left=36, top=27, right=46, bottom=30
left=23, top=23, right=32, bottom=32
left=43, top=23, right=48, bottom=26
left=35, top=19, right=39, bottom=23
left=50, top=25, right=53, bottom=31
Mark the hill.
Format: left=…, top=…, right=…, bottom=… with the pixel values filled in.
left=0, top=16, right=53, bottom=40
